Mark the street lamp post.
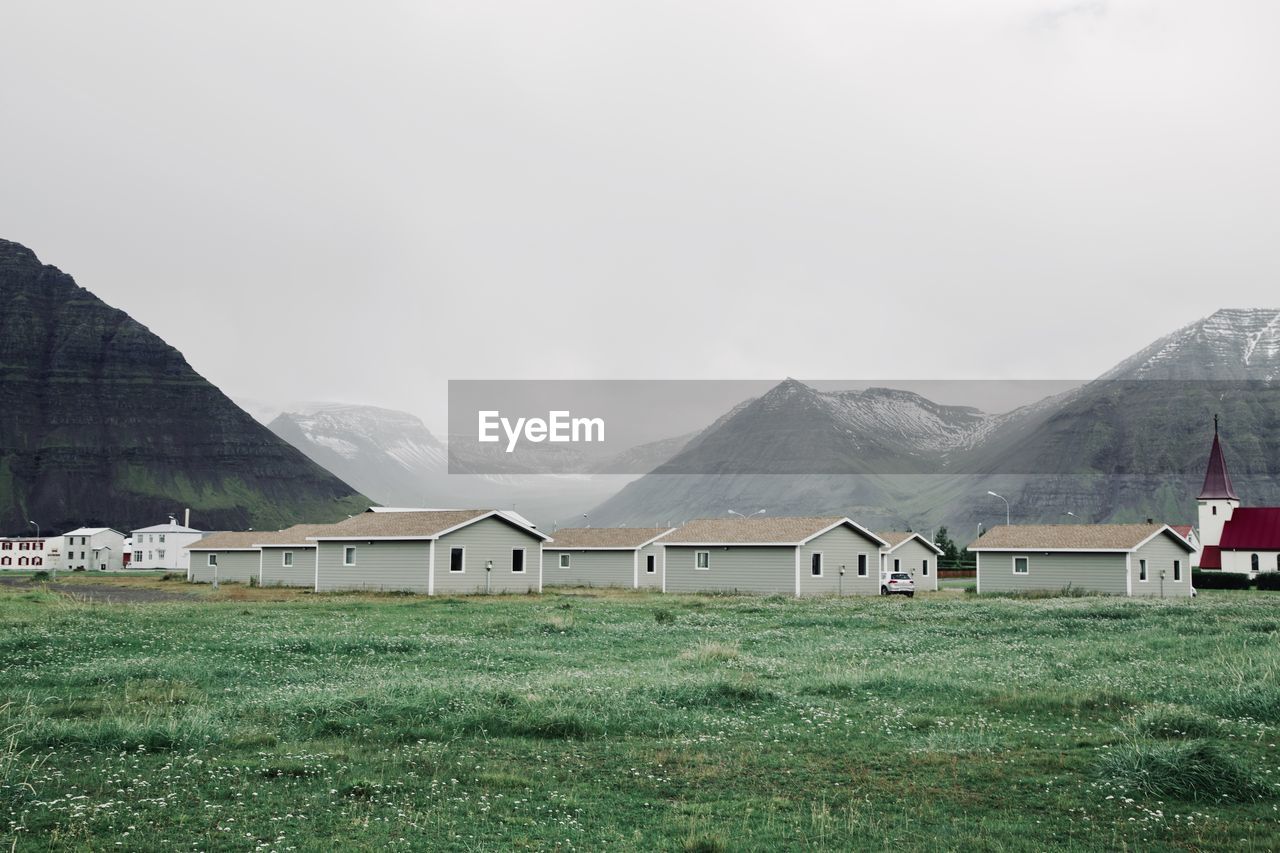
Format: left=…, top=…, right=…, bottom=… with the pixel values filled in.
left=987, top=491, right=1010, bottom=526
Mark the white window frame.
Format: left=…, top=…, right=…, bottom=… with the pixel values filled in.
left=1013, top=555, right=1029, bottom=575
left=1139, top=558, right=1148, bottom=582
left=1173, top=559, right=1181, bottom=581
left=283, top=551, right=294, bottom=567
left=857, top=554, right=867, bottom=576
left=207, top=553, right=217, bottom=567
left=343, top=546, right=357, bottom=567
left=511, top=548, right=525, bottom=573
left=646, top=554, right=656, bottom=574
left=450, top=546, right=465, bottom=573
left=893, top=558, right=900, bottom=572
left=695, top=551, right=710, bottom=570
left=134, top=551, right=142, bottom=562
left=810, top=552, right=823, bottom=577
left=922, top=558, right=930, bottom=576
left=559, top=553, right=570, bottom=569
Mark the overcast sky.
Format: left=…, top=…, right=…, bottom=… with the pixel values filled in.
left=3, top=1, right=1277, bottom=433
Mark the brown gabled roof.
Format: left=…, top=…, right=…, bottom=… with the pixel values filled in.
left=877, top=531, right=944, bottom=555
left=255, top=524, right=341, bottom=547
left=308, top=509, right=547, bottom=541
left=186, top=531, right=263, bottom=551
left=664, top=516, right=885, bottom=546
left=968, top=523, right=1193, bottom=553
left=546, top=527, right=673, bottom=549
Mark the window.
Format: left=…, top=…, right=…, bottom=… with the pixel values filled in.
left=1213, top=506, right=1218, bottom=516
left=559, top=553, right=570, bottom=569
left=1139, top=559, right=1148, bottom=582
left=157, top=549, right=165, bottom=559
left=134, top=551, right=142, bottom=562
left=147, top=552, right=152, bottom=561
left=0, top=557, right=8, bottom=566
left=343, top=546, right=357, bottom=567
left=283, top=551, right=294, bottom=567
left=893, top=558, right=901, bottom=572
left=1013, top=556, right=1029, bottom=575
left=922, top=559, right=930, bottom=576
left=450, top=547, right=464, bottom=573
left=695, top=551, right=710, bottom=570
left=1276, top=555, right=1280, bottom=572
left=159, top=534, right=166, bottom=544
left=208, top=553, right=217, bottom=567
left=1252, top=553, right=1260, bottom=572
left=32, top=557, right=41, bottom=566
left=857, top=554, right=867, bottom=576
left=1173, top=560, right=1181, bottom=581
left=511, top=549, right=525, bottom=573
left=811, top=553, right=823, bottom=577
left=646, top=554, right=656, bottom=574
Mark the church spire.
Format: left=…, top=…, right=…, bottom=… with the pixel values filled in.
left=1198, top=415, right=1239, bottom=501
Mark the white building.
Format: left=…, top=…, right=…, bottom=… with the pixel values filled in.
left=0, top=537, right=53, bottom=569
left=61, top=527, right=126, bottom=572
left=129, top=519, right=204, bottom=571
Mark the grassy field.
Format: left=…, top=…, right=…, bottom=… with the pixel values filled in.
left=3, top=578, right=1280, bottom=850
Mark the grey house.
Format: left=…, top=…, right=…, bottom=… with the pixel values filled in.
left=542, top=527, right=675, bottom=589
left=969, top=523, right=1195, bottom=598
left=878, top=532, right=944, bottom=592
left=309, top=509, right=549, bottom=594
left=662, top=516, right=888, bottom=597
left=257, top=524, right=337, bottom=588
left=186, top=531, right=262, bottom=583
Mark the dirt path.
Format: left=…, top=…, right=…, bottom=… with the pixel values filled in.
left=0, top=575, right=197, bottom=604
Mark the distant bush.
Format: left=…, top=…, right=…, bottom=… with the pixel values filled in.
left=72, top=566, right=85, bottom=573
left=1192, top=570, right=1251, bottom=590
left=654, top=608, right=676, bottom=625
left=160, top=572, right=184, bottom=582
left=1254, top=573, right=1280, bottom=591
left=30, top=570, right=51, bottom=582
left=248, top=576, right=259, bottom=588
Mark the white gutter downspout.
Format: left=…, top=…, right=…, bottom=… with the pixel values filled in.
left=428, top=539, right=436, bottom=597
left=794, top=547, right=801, bottom=598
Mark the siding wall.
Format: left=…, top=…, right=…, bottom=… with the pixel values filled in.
left=977, top=551, right=1127, bottom=595
left=1130, top=534, right=1194, bottom=598
left=189, top=550, right=259, bottom=584
left=260, top=546, right=318, bottom=588
left=316, top=540, right=430, bottom=593
left=798, top=526, right=882, bottom=597
left=432, top=517, right=543, bottom=595
left=663, top=545, right=794, bottom=595
left=637, top=541, right=664, bottom=590
left=542, top=549, right=635, bottom=588
left=883, top=539, right=939, bottom=592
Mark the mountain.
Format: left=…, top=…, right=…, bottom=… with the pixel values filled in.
left=590, top=310, right=1280, bottom=531
left=0, top=238, right=368, bottom=534
left=268, top=404, right=451, bottom=506
left=268, top=402, right=685, bottom=527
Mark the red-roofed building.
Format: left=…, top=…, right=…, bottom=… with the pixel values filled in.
left=1195, top=419, right=1280, bottom=575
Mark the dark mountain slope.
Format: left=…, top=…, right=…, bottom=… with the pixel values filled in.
left=0, top=238, right=367, bottom=533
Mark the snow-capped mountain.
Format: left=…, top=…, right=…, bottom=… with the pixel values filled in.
left=1102, top=309, right=1280, bottom=381
left=268, top=404, right=449, bottom=507
left=591, top=309, right=1280, bottom=529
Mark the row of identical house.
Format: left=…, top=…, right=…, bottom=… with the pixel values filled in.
left=184, top=508, right=947, bottom=597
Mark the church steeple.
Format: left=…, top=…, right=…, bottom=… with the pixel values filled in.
left=1198, top=415, right=1239, bottom=501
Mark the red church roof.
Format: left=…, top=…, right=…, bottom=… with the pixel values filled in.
left=1197, top=545, right=1221, bottom=569
left=1198, top=425, right=1239, bottom=501
left=1218, top=508, right=1280, bottom=550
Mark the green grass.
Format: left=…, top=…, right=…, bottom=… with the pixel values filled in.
left=2, top=583, right=1279, bottom=850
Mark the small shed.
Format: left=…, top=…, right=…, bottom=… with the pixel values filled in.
left=877, top=532, right=944, bottom=592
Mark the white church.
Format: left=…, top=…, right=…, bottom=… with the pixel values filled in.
left=1195, top=417, right=1280, bottom=576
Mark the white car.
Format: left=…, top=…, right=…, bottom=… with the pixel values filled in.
left=881, top=572, right=915, bottom=597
